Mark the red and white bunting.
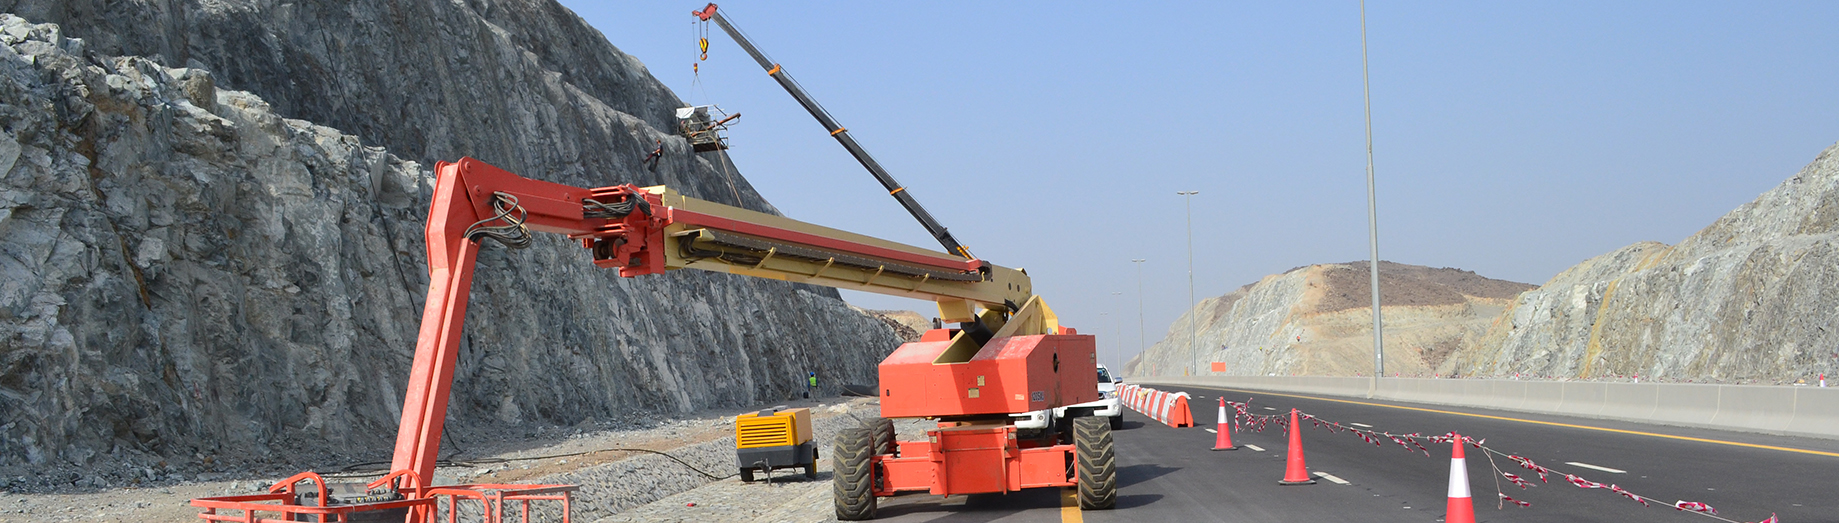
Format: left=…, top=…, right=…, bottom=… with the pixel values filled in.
left=1499, top=493, right=1532, bottom=508
left=1501, top=472, right=1532, bottom=489
left=1673, top=501, right=1718, bottom=515
left=1566, top=474, right=1608, bottom=490
left=1609, top=485, right=1649, bottom=507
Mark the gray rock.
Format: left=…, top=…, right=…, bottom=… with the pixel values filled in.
left=0, top=6, right=902, bottom=490
left=1448, top=142, right=1839, bottom=383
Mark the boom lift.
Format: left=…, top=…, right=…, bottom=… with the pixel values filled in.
left=190, top=5, right=1114, bottom=522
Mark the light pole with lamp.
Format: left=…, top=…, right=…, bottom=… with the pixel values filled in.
left=1359, top=0, right=1385, bottom=397
left=1177, top=191, right=1199, bottom=376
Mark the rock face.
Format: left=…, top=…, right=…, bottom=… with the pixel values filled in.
left=1123, top=262, right=1531, bottom=378
left=0, top=6, right=901, bottom=489
left=1445, top=142, right=1839, bottom=382
left=857, top=308, right=932, bottom=342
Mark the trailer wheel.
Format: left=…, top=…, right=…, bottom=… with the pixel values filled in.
left=739, top=468, right=755, bottom=483
left=1074, top=416, right=1117, bottom=510
left=871, top=418, right=896, bottom=455
left=834, top=426, right=878, bottom=520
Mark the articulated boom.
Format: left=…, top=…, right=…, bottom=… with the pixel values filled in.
left=192, top=157, right=1095, bottom=522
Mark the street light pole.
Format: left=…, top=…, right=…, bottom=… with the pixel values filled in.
left=1177, top=191, right=1199, bottom=377
left=1131, top=259, right=1147, bottom=374
left=1360, top=0, right=1385, bottom=397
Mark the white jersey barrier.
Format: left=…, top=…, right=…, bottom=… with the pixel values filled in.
left=1117, top=383, right=1194, bottom=428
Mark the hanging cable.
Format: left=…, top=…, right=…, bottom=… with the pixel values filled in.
left=462, top=192, right=531, bottom=249
left=582, top=193, right=652, bottom=219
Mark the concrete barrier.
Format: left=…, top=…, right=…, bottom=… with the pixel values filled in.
left=1133, top=376, right=1839, bottom=440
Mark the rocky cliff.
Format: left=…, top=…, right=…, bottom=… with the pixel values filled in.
left=1445, top=142, right=1839, bottom=383
left=0, top=3, right=901, bottom=490
left=1124, top=261, right=1531, bottom=378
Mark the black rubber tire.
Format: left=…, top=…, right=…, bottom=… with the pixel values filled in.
left=1109, top=414, right=1123, bottom=430
left=833, top=426, right=878, bottom=520
left=1074, top=416, right=1117, bottom=510
left=871, top=418, right=896, bottom=456
left=740, top=468, right=755, bottom=483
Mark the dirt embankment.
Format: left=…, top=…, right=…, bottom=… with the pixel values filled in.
left=1312, top=261, right=1535, bottom=314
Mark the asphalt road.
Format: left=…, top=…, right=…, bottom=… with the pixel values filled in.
left=871, top=383, right=1839, bottom=523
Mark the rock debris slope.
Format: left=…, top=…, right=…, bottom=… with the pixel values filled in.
left=1124, top=262, right=1531, bottom=378
left=1446, top=142, right=1839, bottom=382
left=0, top=4, right=902, bottom=491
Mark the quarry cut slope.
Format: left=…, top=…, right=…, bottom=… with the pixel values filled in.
left=1446, top=142, right=1839, bottom=383
left=1125, top=261, right=1531, bottom=378
left=0, top=6, right=901, bottom=491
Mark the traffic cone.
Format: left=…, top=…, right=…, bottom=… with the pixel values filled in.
left=1445, top=433, right=1476, bottom=523
left=1212, top=398, right=1237, bottom=451
left=1278, top=409, right=1315, bottom=485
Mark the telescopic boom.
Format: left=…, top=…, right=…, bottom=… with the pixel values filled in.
left=694, top=3, right=973, bottom=259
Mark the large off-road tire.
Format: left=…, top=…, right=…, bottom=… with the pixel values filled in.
left=871, top=418, right=896, bottom=455
left=1074, top=416, right=1117, bottom=510
left=833, top=426, right=878, bottom=520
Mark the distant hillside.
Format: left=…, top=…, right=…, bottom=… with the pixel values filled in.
left=1124, top=262, right=1532, bottom=378
left=1444, top=141, right=1839, bottom=384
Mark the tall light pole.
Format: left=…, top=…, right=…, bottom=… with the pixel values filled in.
left=1131, top=259, right=1147, bottom=374
left=1178, top=191, right=1199, bottom=377
left=1360, top=0, right=1386, bottom=396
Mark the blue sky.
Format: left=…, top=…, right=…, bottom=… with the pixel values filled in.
left=559, top=1, right=1839, bottom=369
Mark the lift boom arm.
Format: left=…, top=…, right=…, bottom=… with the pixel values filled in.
left=693, top=3, right=972, bottom=259
left=393, top=158, right=1034, bottom=484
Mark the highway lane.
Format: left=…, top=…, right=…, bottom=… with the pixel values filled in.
left=873, top=383, right=1839, bottom=522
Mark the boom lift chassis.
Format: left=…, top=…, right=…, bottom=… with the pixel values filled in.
left=193, top=2, right=1113, bottom=520
left=190, top=159, right=1113, bottom=521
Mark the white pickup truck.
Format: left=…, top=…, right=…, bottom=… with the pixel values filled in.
left=1011, top=364, right=1124, bottom=437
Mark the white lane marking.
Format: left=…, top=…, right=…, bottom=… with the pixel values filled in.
left=1565, top=461, right=1626, bottom=474
left=1313, top=471, right=1352, bottom=485
left=1205, top=428, right=1217, bottom=433
left=1263, top=407, right=1277, bottom=411
left=1243, top=444, right=1265, bottom=452
left=1350, top=422, right=1373, bottom=428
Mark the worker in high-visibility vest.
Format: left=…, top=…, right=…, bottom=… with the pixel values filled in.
left=806, top=371, right=817, bottom=398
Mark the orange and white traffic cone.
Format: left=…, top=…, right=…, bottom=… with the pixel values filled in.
left=1446, top=433, right=1476, bottom=523
left=1212, top=398, right=1237, bottom=451
left=1278, top=408, right=1314, bottom=485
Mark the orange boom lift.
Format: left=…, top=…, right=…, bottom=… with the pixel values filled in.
left=190, top=5, right=1113, bottom=522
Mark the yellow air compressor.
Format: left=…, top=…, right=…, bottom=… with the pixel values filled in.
left=734, top=406, right=816, bottom=481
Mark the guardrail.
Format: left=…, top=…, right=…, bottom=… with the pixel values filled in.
left=1130, top=376, right=1839, bottom=440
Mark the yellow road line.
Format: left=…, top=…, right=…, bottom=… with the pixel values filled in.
left=1061, top=488, right=1084, bottom=523
left=1188, top=385, right=1839, bottom=458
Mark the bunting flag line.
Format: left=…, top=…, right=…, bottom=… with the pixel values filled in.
left=1566, top=474, right=1609, bottom=490
left=1673, top=501, right=1719, bottom=516
left=1223, top=399, right=1777, bottom=523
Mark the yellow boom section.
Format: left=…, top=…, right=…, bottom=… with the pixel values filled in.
left=645, top=186, right=1032, bottom=323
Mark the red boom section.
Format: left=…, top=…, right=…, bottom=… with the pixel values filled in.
left=391, top=158, right=669, bottom=484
